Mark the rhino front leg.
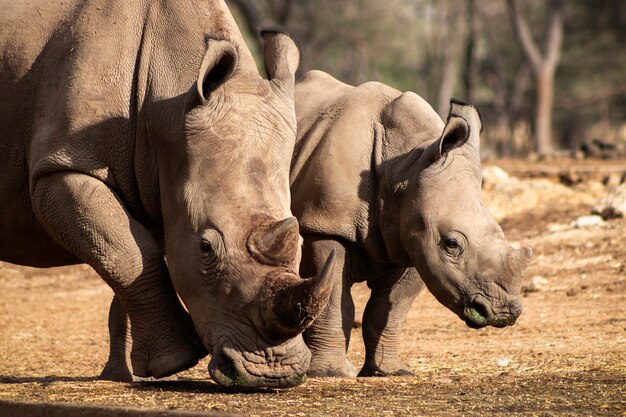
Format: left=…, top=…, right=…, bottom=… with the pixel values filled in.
left=32, top=172, right=206, bottom=378
left=359, top=268, right=424, bottom=377
left=99, top=295, right=133, bottom=381
left=300, top=236, right=357, bottom=377
left=100, top=296, right=197, bottom=381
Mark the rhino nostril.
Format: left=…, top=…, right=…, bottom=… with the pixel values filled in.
left=470, top=302, right=489, bottom=320
left=463, top=301, right=490, bottom=328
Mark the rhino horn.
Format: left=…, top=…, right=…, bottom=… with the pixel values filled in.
left=272, top=249, right=336, bottom=333
left=514, top=246, right=533, bottom=269
left=516, top=247, right=533, bottom=270
left=248, top=217, right=300, bottom=266
left=505, top=246, right=533, bottom=291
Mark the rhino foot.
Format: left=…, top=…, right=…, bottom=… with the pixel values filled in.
left=99, top=352, right=189, bottom=382
left=99, top=366, right=180, bottom=383
left=130, top=327, right=206, bottom=379
left=99, top=360, right=133, bottom=382
left=129, top=305, right=208, bottom=379
left=132, top=347, right=199, bottom=379
left=307, top=358, right=358, bottom=378
left=358, top=363, right=414, bottom=377
left=104, top=294, right=207, bottom=380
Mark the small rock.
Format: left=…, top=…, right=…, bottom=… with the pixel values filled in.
left=566, top=287, right=579, bottom=297
left=592, top=182, right=626, bottom=219
left=523, top=276, right=549, bottom=293
left=559, top=171, right=583, bottom=187
left=547, top=223, right=569, bottom=233
left=482, top=166, right=513, bottom=190
left=496, top=356, right=511, bottom=367
left=602, top=172, right=623, bottom=188
left=571, top=215, right=604, bottom=228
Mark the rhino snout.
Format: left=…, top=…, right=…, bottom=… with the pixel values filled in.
left=463, top=295, right=522, bottom=329
left=208, top=344, right=309, bottom=388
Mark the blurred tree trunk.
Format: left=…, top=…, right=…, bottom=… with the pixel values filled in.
left=483, top=4, right=531, bottom=157
left=427, top=0, right=464, bottom=118
left=462, top=0, right=478, bottom=103
left=227, top=0, right=296, bottom=46
left=228, top=0, right=267, bottom=36
left=438, top=56, right=457, bottom=118
left=507, top=0, right=563, bottom=156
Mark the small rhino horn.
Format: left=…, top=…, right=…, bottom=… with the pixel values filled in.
left=516, top=246, right=533, bottom=267
left=507, top=246, right=533, bottom=288
left=248, top=217, right=300, bottom=266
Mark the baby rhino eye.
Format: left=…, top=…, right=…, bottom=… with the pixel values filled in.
left=442, top=236, right=464, bottom=257
left=445, top=238, right=459, bottom=249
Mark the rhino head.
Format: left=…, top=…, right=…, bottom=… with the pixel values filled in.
left=156, top=31, right=335, bottom=387
left=383, top=99, right=532, bottom=329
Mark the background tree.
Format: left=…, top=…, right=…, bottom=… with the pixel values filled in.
left=227, top=0, right=626, bottom=158
left=506, top=0, right=564, bottom=156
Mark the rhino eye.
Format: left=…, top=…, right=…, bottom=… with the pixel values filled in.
left=445, top=238, right=459, bottom=249
left=200, top=229, right=225, bottom=260
left=200, top=239, right=213, bottom=253
left=443, top=237, right=463, bottom=257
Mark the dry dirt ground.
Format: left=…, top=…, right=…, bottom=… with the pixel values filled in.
left=0, top=159, right=624, bottom=417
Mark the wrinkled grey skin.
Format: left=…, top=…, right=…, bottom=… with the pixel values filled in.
left=0, top=1, right=335, bottom=388
left=291, top=71, right=532, bottom=377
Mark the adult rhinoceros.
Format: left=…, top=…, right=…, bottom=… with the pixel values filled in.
left=0, top=1, right=335, bottom=388
left=291, top=70, right=532, bottom=377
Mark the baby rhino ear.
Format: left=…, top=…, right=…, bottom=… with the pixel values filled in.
left=438, top=116, right=471, bottom=158
left=422, top=99, right=482, bottom=164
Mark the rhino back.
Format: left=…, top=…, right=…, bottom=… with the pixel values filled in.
left=291, top=72, right=400, bottom=251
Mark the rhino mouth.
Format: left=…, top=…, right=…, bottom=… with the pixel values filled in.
left=208, top=339, right=310, bottom=388
left=463, top=303, right=490, bottom=328
left=462, top=296, right=521, bottom=329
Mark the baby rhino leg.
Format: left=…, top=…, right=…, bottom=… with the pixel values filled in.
left=300, top=236, right=357, bottom=377
left=360, top=268, right=424, bottom=376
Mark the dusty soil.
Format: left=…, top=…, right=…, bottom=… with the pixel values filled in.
left=1, top=158, right=624, bottom=417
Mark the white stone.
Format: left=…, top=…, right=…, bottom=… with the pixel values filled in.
left=571, top=215, right=604, bottom=228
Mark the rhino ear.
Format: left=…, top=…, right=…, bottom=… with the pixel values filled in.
left=422, top=99, right=481, bottom=164
left=438, top=117, right=471, bottom=157
left=421, top=116, right=470, bottom=164
left=261, top=29, right=300, bottom=91
left=196, top=39, right=239, bottom=104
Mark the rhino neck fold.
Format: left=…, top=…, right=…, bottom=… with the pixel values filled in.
left=132, top=3, right=162, bottom=228
left=373, top=125, right=424, bottom=267
left=374, top=91, right=449, bottom=266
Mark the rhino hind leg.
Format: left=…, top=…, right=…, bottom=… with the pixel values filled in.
left=32, top=172, right=206, bottom=379
left=359, top=268, right=424, bottom=377
left=300, top=236, right=357, bottom=378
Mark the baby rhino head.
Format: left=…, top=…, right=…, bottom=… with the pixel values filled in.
left=389, top=100, right=532, bottom=328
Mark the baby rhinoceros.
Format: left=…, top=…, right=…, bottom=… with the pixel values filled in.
left=291, top=70, right=533, bottom=377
